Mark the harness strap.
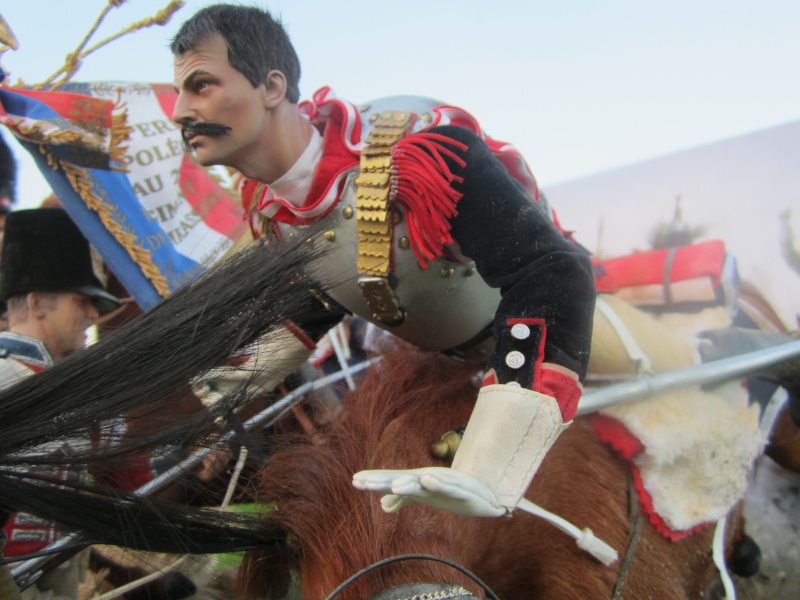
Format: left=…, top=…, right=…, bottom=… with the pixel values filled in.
left=712, top=517, right=737, bottom=600
left=516, top=498, right=618, bottom=565
left=611, top=471, right=644, bottom=599
left=596, top=296, right=654, bottom=375
left=662, top=248, right=678, bottom=308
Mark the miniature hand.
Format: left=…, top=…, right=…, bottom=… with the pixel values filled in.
left=352, top=467, right=506, bottom=517
left=195, top=445, right=234, bottom=482
left=192, top=365, right=261, bottom=408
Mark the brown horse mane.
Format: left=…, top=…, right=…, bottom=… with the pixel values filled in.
left=238, top=342, right=734, bottom=599
left=239, top=346, right=483, bottom=599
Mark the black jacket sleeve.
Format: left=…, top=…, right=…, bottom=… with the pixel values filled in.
left=430, top=125, right=595, bottom=391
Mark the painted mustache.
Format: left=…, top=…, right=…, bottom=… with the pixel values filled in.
left=181, top=122, right=233, bottom=146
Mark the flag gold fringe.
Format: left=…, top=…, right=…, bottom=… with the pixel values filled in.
left=109, top=100, right=132, bottom=172
left=40, top=147, right=171, bottom=298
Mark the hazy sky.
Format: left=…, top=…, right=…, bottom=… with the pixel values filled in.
left=2, top=0, right=799, bottom=208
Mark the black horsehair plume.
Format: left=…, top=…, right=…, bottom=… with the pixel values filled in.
left=0, top=232, right=339, bottom=555
left=0, top=132, right=17, bottom=204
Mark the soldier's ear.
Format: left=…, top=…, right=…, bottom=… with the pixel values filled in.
left=262, top=70, right=287, bottom=109
left=27, top=292, right=47, bottom=318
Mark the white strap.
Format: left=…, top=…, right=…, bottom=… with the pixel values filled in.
left=596, top=296, right=653, bottom=374
left=328, top=322, right=357, bottom=390
left=517, top=498, right=618, bottom=566
left=712, top=517, right=737, bottom=600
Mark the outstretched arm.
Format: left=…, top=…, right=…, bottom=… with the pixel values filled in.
left=354, top=125, right=595, bottom=515
left=445, top=125, right=594, bottom=407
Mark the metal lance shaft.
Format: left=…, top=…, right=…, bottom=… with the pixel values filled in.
left=577, top=338, right=800, bottom=415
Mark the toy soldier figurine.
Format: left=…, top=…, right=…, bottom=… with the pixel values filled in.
left=171, top=4, right=595, bottom=517
left=0, top=208, right=121, bottom=599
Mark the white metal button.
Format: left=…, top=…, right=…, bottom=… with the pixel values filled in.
left=505, top=351, right=525, bottom=369
left=510, top=324, right=530, bottom=340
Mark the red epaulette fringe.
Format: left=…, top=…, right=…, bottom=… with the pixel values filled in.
left=390, top=133, right=468, bottom=268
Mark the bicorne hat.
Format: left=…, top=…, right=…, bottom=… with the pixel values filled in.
left=0, top=208, right=120, bottom=314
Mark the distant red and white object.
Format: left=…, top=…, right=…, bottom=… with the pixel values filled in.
left=547, top=120, right=800, bottom=330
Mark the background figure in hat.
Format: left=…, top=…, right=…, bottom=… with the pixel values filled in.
left=0, top=208, right=119, bottom=361
left=0, top=208, right=120, bottom=600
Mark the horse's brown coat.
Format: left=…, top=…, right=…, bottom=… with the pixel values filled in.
left=241, top=346, right=728, bottom=599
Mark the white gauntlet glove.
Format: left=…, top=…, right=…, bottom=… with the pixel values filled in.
left=192, top=327, right=314, bottom=408
left=353, top=383, right=568, bottom=516
left=353, top=467, right=506, bottom=517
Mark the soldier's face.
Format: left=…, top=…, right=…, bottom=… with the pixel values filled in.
left=172, top=34, right=270, bottom=170
left=41, top=292, right=99, bottom=360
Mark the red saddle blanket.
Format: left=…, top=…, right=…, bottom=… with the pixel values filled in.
left=592, top=239, right=729, bottom=308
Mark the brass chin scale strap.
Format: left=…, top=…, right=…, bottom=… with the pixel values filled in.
left=355, top=110, right=414, bottom=326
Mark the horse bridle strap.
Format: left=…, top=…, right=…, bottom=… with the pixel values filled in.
left=323, top=553, right=500, bottom=600
left=611, top=470, right=644, bottom=599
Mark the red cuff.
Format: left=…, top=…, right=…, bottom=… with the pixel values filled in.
left=536, top=366, right=582, bottom=421
left=482, top=365, right=582, bottom=421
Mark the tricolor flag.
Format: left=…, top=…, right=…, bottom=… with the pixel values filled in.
left=0, top=81, right=248, bottom=309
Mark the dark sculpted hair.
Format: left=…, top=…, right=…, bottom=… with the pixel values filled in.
left=171, top=3, right=302, bottom=103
